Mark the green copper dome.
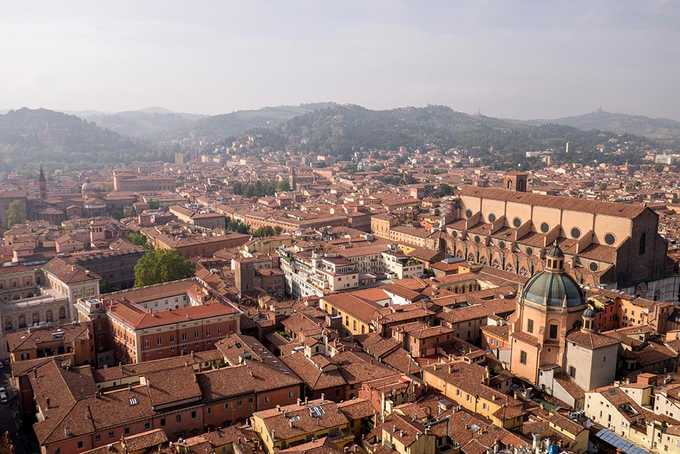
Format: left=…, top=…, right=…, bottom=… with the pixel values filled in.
left=522, top=270, right=584, bottom=308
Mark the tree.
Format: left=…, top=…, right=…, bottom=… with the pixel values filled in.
left=252, top=226, right=277, bottom=237
left=127, top=232, right=148, bottom=248
left=225, top=217, right=250, bottom=234
left=134, top=249, right=195, bottom=287
left=5, top=200, right=26, bottom=228
left=147, top=200, right=160, bottom=210
left=276, top=179, right=291, bottom=192
left=110, top=207, right=124, bottom=220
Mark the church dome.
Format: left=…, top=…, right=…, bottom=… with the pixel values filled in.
left=522, top=271, right=584, bottom=308
left=521, top=242, right=585, bottom=308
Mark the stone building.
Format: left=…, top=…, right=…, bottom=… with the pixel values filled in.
left=0, top=264, right=71, bottom=358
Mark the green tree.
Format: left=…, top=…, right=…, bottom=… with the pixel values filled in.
left=225, top=217, right=250, bottom=234
left=110, top=207, right=124, bottom=220
left=276, top=179, right=291, bottom=192
left=147, top=200, right=160, bottom=210
left=126, top=232, right=148, bottom=248
left=134, top=249, right=195, bottom=287
left=5, top=200, right=26, bottom=228
left=252, top=226, right=277, bottom=237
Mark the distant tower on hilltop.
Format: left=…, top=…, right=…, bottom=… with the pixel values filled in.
left=39, top=165, right=47, bottom=201
left=565, top=142, right=570, bottom=154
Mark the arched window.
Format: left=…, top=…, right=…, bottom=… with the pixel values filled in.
left=4, top=317, right=13, bottom=331
left=639, top=233, right=646, bottom=255
left=46, top=310, right=54, bottom=323
left=18, top=315, right=26, bottom=328
left=32, top=312, right=40, bottom=324
left=59, top=307, right=66, bottom=320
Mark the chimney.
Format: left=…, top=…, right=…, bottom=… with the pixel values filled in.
left=321, top=393, right=325, bottom=403
left=532, top=433, right=541, bottom=452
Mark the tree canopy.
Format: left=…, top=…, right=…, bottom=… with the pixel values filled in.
left=126, top=232, right=149, bottom=248
left=134, top=249, right=195, bottom=287
left=231, top=179, right=290, bottom=197
left=225, top=217, right=250, bottom=234
left=252, top=226, right=281, bottom=237
left=5, top=200, right=26, bottom=228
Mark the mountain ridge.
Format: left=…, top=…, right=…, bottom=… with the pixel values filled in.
left=529, top=109, right=680, bottom=143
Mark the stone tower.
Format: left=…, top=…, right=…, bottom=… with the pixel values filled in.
left=39, top=165, right=47, bottom=201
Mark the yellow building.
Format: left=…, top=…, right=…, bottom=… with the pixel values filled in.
left=381, top=413, right=435, bottom=454
left=251, top=399, right=354, bottom=454
left=320, top=292, right=381, bottom=336
left=423, top=361, right=525, bottom=429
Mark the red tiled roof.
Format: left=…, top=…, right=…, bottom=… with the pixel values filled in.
left=109, top=301, right=237, bottom=329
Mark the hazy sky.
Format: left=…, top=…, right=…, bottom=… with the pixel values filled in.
left=2, top=0, right=680, bottom=119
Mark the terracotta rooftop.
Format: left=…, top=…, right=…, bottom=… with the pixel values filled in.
left=43, top=257, right=100, bottom=283
left=109, top=300, right=238, bottom=330
left=459, top=185, right=649, bottom=219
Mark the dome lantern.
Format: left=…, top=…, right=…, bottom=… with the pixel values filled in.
left=544, top=241, right=564, bottom=272
left=521, top=241, right=585, bottom=309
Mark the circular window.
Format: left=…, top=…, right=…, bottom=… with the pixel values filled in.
left=465, top=209, right=473, bottom=219
left=526, top=247, right=533, bottom=256
left=488, top=213, right=496, bottom=223
left=571, top=227, right=581, bottom=239
left=513, top=217, right=522, bottom=228
left=604, top=233, right=616, bottom=245
left=499, top=241, right=506, bottom=249
left=540, top=222, right=550, bottom=233
left=451, top=230, right=458, bottom=238
left=474, top=235, right=481, bottom=243
left=589, top=262, right=599, bottom=272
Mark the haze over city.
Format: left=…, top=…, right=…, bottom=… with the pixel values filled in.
left=1, top=3, right=680, bottom=454
left=2, top=0, right=680, bottom=119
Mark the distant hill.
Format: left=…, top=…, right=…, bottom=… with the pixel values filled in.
left=531, top=110, right=680, bottom=144
left=0, top=108, right=154, bottom=169
left=0, top=104, right=662, bottom=171
left=81, top=109, right=205, bottom=139
left=73, top=103, right=336, bottom=141
left=245, top=104, right=653, bottom=166
left=187, top=103, right=337, bottom=142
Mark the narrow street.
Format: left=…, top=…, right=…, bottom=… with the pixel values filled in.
left=0, top=367, right=38, bottom=454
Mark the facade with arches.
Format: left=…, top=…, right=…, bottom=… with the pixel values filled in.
left=443, top=184, right=673, bottom=300
left=0, top=264, right=71, bottom=359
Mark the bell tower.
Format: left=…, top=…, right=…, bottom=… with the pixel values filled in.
left=39, top=165, right=47, bottom=201
left=503, top=172, right=528, bottom=192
